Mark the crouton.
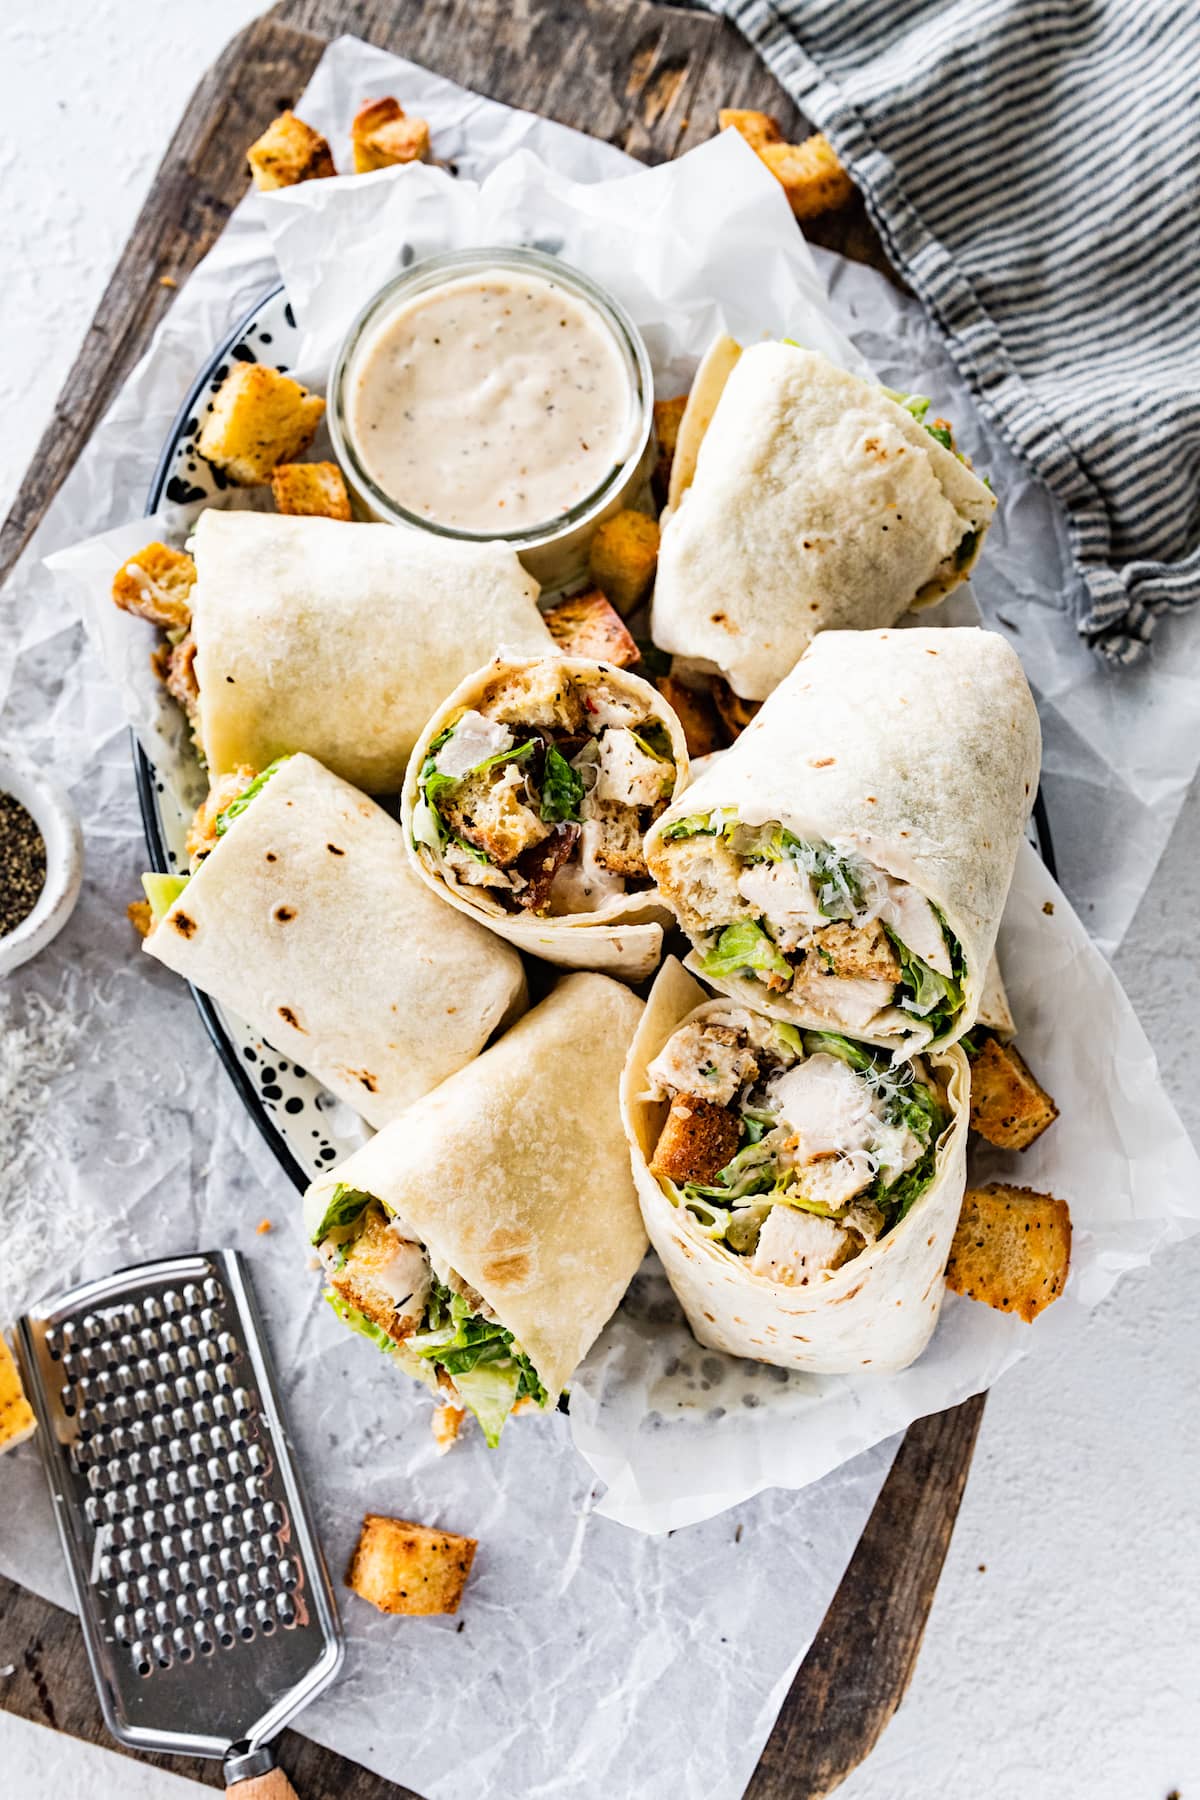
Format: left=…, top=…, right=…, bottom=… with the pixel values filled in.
left=111, top=541, right=196, bottom=631
left=346, top=1514, right=477, bottom=1617
left=709, top=677, right=761, bottom=742
left=431, top=1403, right=466, bottom=1456
left=247, top=111, right=335, bottom=191
left=758, top=133, right=854, bottom=221
left=587, top=511, right=660, bottom=616
left=653, top=394, right=688, bottom=504
left=270, top=460, right=352, bottom=520
left=808, top=920, right=901, bottom=983
left=480, top=663, right=585, bottom=733
left=655, top=675, right=725, bottom=759
left=650, top=1094, right=741, bottom=1184
left=197, top=363, right=326, bottom=486
left=969, top=1037, right=1058, bottom=1151
left=442, top=768, right=552, bottom=867
left=583, top=800, right=647, bottom=879
left=544, top=588, right=639, bottom=668
left=718, top=108, right=784, bottom=153
left=127, top=898, right=153, bottom=940
left=0, top=1334, right=35, bottom=1455
left=945, top=1185, right=1071, bottom=1322
left=650, top=829, right=749, bottom=935
left=353, top=103, right=431, bottom=173
left=329, top=1207, right=430, bottom=1345
left=352, top=96, right=404, bottom=139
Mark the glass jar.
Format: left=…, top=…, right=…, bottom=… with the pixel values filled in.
left=328, top=246, right=656, bottom=593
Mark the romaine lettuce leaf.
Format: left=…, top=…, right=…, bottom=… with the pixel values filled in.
left=539, top=745, right=584, bottom=823
left=215, top=756, right=290, bottom=836
left=325, top=1290, right=396, bottom=1355
left=451, top=1360, right=523, bottom=1448
left=141, top=871, right=189, bottom=920
left=694, top=918, right=792, bottom=982
left=309, top=1183, right=374, bottom=1246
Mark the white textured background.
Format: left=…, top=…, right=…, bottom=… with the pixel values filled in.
left=2, top=5, right=1197, bottom=1798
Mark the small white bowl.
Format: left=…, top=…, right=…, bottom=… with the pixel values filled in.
left=0, top=747, right=84, bottom=977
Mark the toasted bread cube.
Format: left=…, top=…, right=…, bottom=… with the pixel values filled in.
left=347, top=1514, right=477, bottom=1617
left=969, top=1037, right=1059, bottom=1151
left=0, top=1333, right=35, bottom=1454
left=270, top=460, right=352, bottom=520
left=653, top=394, right=688, bottom=503
left=480, top=662, right=585, bottom=732
left=759, top=133, right=854, bottom=221
left=329, top=1207, right=430, bottom=1346
left=544, top=588, right=639, bottom=668
left=718, top=108, right=783, bottom=153
left=583, top=800, right=647, bottom=879
left=442, top=768, right=552, bottom=867
left=247, top=111, right=335, bottom=191
left=111, top=541, right=196, bottom=631
left=709, top=677, right=761, bottom=741
left=197, top=363, right=326, bottom=486
left=650, top=1094, right=741, bottom=1184
left=655, top=675, right=725, bottom=759
left=356, top=116, right=430, bottom=173
left=809, top=920, right=901, bottom=982
left=587, top=511, right=660, bottom=616
left=945, top=1185, right=1072, bottom=1323
left=352, top=96, right=404, bottom=139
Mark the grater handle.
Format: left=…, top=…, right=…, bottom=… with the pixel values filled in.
left=226, top=1772, right=300, bottom=1800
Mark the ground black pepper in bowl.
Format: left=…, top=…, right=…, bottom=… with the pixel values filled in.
left=0, top=792, right=47, bottom=936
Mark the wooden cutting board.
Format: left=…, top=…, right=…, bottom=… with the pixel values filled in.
left=0, top=3, right=986, bottom=1794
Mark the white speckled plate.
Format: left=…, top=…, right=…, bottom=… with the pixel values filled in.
left=136, top=285, right=371, bottom=1191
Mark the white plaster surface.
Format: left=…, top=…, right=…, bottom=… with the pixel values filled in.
left=1, top=5, right=1197, bottom=1798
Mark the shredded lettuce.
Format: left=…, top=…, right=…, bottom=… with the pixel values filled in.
left=309, top=1183, right=373, bottom=1246
left=801, top=1029, right=874, bottom=1073
left=450, top=1361, right=524, bottom=1448
left=325, top=1290, right=396, bottom=1356
left=539, top=745, right=584, bottom=823
left=215, top=756, right=290, bottom=835
left=630, top=721, right=674, bottom=763
left=694, top=918, right=792, bottom=983
left=409, top=1285, right=548, bottom=1447
left=926, top=422, right=954, bottom=451
left=885, top=927, right=964, bottom=1039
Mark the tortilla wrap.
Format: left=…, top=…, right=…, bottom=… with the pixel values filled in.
left=304, top=973, right=648, bottom=1399
left=651, top=341, right=998, bottom=699
left=621, top=960, right=970, bottom=1374
left=143, top=752, right=527, bottom=1128
left=401, top=654, right=690, bottom=981
left=645, top=627, right=1041, bottom=1052
left=190, top=508, right=551, bottom=792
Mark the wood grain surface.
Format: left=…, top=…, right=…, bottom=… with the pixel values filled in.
left=0, top=5, right=981, bottom=1797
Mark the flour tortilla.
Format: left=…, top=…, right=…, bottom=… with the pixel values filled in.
left=621, top=959, right=970, bottom=1374
left=651, top=341, right=998, bottom=699
left=645, top=627, right=1041, bottom=1051
left=400, top=654, right=690, bottom=981
left=143, top=753, right=527, bottom=1129
left=304, top=973, right=648, bottom=1398
left=190, top=509, right=551, bottom=792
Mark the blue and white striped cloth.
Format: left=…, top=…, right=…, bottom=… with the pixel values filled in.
left=690, top=0, right=1200, bottom=665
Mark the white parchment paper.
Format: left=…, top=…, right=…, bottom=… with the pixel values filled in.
left=3, top=34, right=1199, bottom=1800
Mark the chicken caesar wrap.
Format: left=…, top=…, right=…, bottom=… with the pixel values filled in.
left=163, top=509, right=551, bottom=792
left=304, top=974, right=649, bottom=1445
left=141, top=752, right=526, bottom=1128
left=644, top=628, right=1040, bottom=1054
left=621, top=961, right=969, bottom=1374
left=402, top=654, right=689, bottom=980
left=652, top=338, right=997, bottom=699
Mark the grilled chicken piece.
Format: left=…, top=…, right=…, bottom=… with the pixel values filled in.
left=751, top=1205, right=854, bottom=1285
left=646, top=1020, right=759, bottom=1106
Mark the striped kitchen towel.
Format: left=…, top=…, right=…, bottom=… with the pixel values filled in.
left=688, top=0, right=1200, bottom=665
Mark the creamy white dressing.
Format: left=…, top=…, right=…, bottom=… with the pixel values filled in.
left=349, top=268, right=636, bottom=532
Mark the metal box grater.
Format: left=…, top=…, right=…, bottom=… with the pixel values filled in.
left=16, top=1250, right=342, bottom=1782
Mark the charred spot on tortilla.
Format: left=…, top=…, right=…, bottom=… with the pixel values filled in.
left=278, top=1005, right=305, bottom=1031
left=327, top=843, right=345, bottom=855
left=171, top=912, right=197, bottom=937
left=225, top=675, right=235, bottom=684
left=274, top=904, right=296, bottom=922
left=265, top=851, right=277, bottom=862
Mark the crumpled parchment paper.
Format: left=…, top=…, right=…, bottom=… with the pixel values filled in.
left=3, top=34, right=1199, bottom=1800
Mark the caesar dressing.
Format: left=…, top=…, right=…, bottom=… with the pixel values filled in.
left=347, top=267, right=638, bottom=533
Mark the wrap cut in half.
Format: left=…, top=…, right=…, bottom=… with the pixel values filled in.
left=651, top=339, right=998, bottom=699
left=303, top=973, right=648, bottom=1445
left=644, top=627, right=1041, bottom=1055
left=141, top=752, right=527, bottom=1129
left=190, top=508, right=551, bottom=792
left=621, top=959, right=970, bottom=1375
left=401, top=653, right=690, bottom=981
